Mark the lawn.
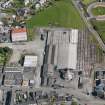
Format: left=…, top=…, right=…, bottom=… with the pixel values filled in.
left=26, top=0, right=84, bottom=40
left=92, top=7, right=105, bottom=16
left=13, top=0, right=25, bottom=8
left=91, top=20, right=105, bottom=43
left=82, top=0, right=96, bottom=5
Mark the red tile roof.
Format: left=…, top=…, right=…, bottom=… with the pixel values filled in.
left=12, top=28, right=26, bottom=33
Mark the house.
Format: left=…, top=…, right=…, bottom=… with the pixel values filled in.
left=16, top=8, right=25, bottom=16
left=40, top=0, right=47, bottom=6
left=23, top=55, right=38, bottom=67
left=11, top=27, right=27, bottom=42
left=35, top=3, right=41, bottom=10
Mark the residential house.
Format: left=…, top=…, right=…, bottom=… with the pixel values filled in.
left=11, top=27, right=27, bottom=42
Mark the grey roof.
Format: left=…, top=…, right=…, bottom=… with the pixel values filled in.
left=23, top=70, right=34, bottom=80
left=4, top=72, right=23, bottom=85
left=57, top=43, right=77, bottom=70
left=24, top=67, right=35, bottom=72
left=47, top=30, right=70, bottom=45
left=46, top=29, right=78, bottom=70
left=4, top=67, right=23, bottom=72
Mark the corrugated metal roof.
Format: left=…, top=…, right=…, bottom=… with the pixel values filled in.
left=47, top=29, right=78, bottom=70
left=70, top=29, right=78, bottom=44
left=24, top=56, right=37, bottom=67
left=57, top=44, right=77, bottom=70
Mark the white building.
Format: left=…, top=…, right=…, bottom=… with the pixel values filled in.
left=24, top=55, right=38, bottom=67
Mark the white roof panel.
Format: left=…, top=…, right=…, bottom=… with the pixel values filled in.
left=70, top=29, right=78, bottom=44
left=68, top=44, right=77, bottom=69
left=24, top=56, right=37, bottom=67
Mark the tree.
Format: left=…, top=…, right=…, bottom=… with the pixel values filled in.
left=50, top=96, right=56, bottom=105
left=71, top=101, right=77, bottom=105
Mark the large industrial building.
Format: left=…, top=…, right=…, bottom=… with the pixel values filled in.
left=46, top=29, right=78, bottom=70
left=42, top=28, right=79, bottom=86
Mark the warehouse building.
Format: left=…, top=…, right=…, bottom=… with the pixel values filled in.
left=46, top=29, right=78, bottom=70
left=3, top=67, right=23, bottom=86
left=42, top=28, right=79, bottom=86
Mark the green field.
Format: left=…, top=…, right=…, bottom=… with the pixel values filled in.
left=82, top=0, right=96, bottom=5
left=27, top=0, right=84, bottom=40
left=92, top=7, right=105, bottom=16
left=91, top=20, right=105, bottom=43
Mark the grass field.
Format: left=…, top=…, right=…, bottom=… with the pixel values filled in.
left=26, top=0, right=84, bottom=40
left=82, top=0, right=96, bottom=5
left=91, top=20, right=105, bottom=43
left=92, top=7, right=105, bottom=16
